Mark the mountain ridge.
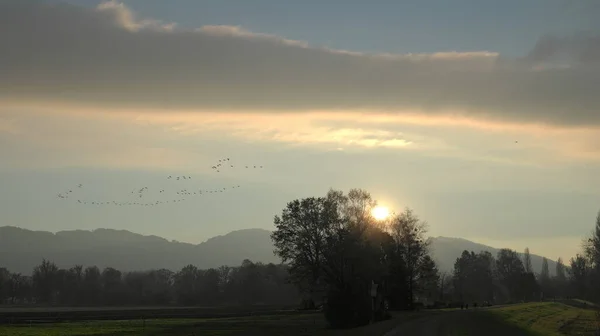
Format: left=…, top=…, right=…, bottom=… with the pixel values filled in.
left=0, top=226, right=557, bottom=276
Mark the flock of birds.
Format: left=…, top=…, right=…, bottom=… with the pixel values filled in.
left=56, top=158, right=264, bottom=208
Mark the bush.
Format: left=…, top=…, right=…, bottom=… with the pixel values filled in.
left=324, top=288, right=372, bottom=329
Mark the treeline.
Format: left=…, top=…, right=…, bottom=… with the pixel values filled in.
left=269, top=188, right=600, bottom=328
left=450, top=212, right=600, bottom=305
left=0, top=259, right=300, bottom=307
left=566, top=211, right=600, bottom=303
left=2, top=188, right=598, bottom=331
left=450, top=248, right=564, bottom=305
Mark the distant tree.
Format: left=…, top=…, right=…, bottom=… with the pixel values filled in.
left=588, top=211, right=600, bottom=302
left=217, top=265, right=232, bottom=295
left=539, top=257, right=552, bottom=300
left=32, top=259, right=59, bottom=303
left=235, top=260, right=263, bottom=305
left=452, top=251, right=472, bottom=303
left=174, top=265, right=199, bottom=305
left=83, top=266, right=101, bottom=304
left=588, top=211, right=600, bottom=267
left=417, top=255, right=439, bottom=303
left=438, top=272, right=450, bottom=302
left=540, top=257, right=550, bottom=281
left=101, top=267, right=123, bottom=305
left=452, top=250, right=494, bottom=304
left=60, top=265, right=84, bottom=305
left=0, top=267, right=9, bottom=303
left=147, top=269, right=174, bottom=305
left=496, top=249, right=526, bottom=302
left=555, top=257, right=567, bottom=282
left=520, top=272, right=540, bottom=302
left=54, top=268, right=70, bottom=304
left=7, top=273, right=31, bottom=304
left=1, top=259, right=302, bottom=307
left=523, top=248, right=533, bottom=274
left=569, top=254, right=591, bottom=300
left=389, top=208, right=430, bottom=309
left=554, top=257, right=568, bottom=299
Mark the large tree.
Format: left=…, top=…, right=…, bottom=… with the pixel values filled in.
left=452, top=250, right=495, bottom=304
left=569, top=254, right=591, bottom=301
left=271, top=196, right=336, bottom=305
left=271, top=188, right=403, bottom=327
left=388, top=208, right=431, bottom=309
left=495, top=249, right=526, bottom=302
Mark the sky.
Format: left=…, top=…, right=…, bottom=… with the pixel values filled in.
left=1, top=0, right=599, bottom=262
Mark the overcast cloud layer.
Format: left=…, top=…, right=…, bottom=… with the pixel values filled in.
left=1, top=0, right=599, bottom=127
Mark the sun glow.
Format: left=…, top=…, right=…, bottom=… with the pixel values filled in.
left=372, top=206, right=390, bottom=221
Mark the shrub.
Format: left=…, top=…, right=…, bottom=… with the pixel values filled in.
left=324, top=288, right=372, bottom=329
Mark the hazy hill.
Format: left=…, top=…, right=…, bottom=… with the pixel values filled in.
left=0, top=226, right=556, bottom=276
left=430, top=236, right=557, bottom=276
left=0, top=226, right=278, bottom=274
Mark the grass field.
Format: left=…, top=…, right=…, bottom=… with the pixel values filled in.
left=2, top=302, right=599, bottom=336
left=0, top=314, right=325, bottom=336
left=0, top=305, right=300, bottom=324
left=381, top=302, right=600, bottom=336
left=487, top=302, right=600, bottom=336
left=0, top=312, right=426, bottom=336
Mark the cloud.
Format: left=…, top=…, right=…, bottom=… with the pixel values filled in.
left=0, top=1, right=599, bottom=128
left=96, top=0, right=176, bottom=32
left=0, top=110, right=196, bottom=171
left=0, top=116, right=20, bottom=135
left=120, top=110, right=600, bottom=165
left=528, top=33, right=600, bottom=65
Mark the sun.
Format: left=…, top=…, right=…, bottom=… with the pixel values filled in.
left=371, top=206, right=390, bottom=221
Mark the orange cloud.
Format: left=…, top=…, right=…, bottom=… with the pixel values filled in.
left=7, top=101, right=599, bottom=168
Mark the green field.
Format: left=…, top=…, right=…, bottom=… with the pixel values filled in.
left=0, top=312, right=421, bottom=336
left=487, top=302, right=600, bottom=336
left=2, top=303, right=599, bottom=336
left=390, top=302, right=600, bottom=336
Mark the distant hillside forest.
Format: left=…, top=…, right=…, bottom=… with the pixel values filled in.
left=1, top=188, right=598, bottom=329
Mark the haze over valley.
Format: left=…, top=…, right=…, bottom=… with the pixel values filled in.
left=1, top=1, right=599, bottom=334
left=0, top=226, right=558, bottom=277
